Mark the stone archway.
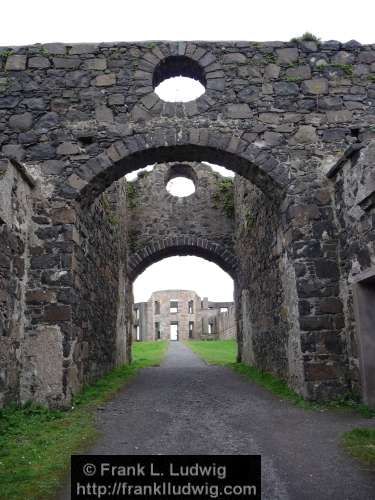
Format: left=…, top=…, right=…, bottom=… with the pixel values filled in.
left=128, top=237, right=238, bottom=281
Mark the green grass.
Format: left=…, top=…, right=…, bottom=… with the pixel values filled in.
left=342, top=428, right=375, bottom=466
left=185, top=340, right=375, bottom=417
left=0, top=341, right=168, bottom=500
left=186, top=339, right=237, bottom=365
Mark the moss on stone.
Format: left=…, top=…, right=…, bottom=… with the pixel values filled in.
left=212, top=178, right=234, bottom=218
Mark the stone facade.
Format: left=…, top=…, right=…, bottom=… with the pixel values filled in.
left=0, top=39, right=374, bottom=407
left=133, top=290, right=235, bottom=341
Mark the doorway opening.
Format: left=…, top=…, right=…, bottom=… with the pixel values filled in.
left=170, top=322, right=179, bottom=341
left=353, top=269, right=375, bottom=406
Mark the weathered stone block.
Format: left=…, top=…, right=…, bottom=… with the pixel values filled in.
left=225, top=104, right=251, bottom=119
left=51, top=207, right=76, bottom=224
left=9, top=112, right=33, bottom=131
left=5, top=55, right=26, bottom=71
left=286, top=65, right=311, bottom=80
left=264, top=63, right=280, bottom=79
left=326, top=110, right=353, bottom=123
left=95, top=105, right=114, bottom=122
left=56, top=142, right=80, bottom=156
left=28, top=57, right=50, bottom=69
left=83, top=58, right=107, bottom=70
left=276, top=48, right=299, bottom=64
left=291, top=125, right=318, bottom=144
left=95, top=73, right=116, bottom=86
left=302, top=78, right=328, bottom=95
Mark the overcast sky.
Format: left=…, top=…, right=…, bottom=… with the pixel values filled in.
left=3, top=1, right=374, bottom=302
left=1, top=1, right=374, bottom=45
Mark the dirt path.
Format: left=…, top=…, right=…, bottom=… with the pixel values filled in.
left=59, top=342, right=375, bottom=499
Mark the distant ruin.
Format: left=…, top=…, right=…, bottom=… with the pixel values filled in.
left=133, top=290, right=235, bottom=342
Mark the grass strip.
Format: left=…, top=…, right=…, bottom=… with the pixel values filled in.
left=341, top=428, right=375, bottom=466
left=0, top=340, right=168, bottom=500
left=185, top=340, right=375, bottom=418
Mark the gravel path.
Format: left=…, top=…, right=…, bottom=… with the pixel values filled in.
left=58, top=341, right=375, bottom=499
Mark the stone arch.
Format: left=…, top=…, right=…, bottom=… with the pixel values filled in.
left=128, top=237, right=238, bottom=282
left=132, top=42, right=225, bottom=116
left=76, top=129, right=288, bottom=206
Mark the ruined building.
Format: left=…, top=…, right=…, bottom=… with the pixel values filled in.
left=0, top=39, right=375, bottom=409
left=133, top=289, right=235, bottom=341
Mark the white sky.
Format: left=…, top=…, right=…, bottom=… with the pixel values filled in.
left=1, top=1, right=374, bottom=45
left=133, top=257, right=234, bottom=302
left=4, top=0, right=373, bottom=302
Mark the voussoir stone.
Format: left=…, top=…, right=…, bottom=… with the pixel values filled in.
left=9, top=112, right=33, bottom=131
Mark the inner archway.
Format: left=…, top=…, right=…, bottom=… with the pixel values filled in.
left=132, top=256, right=235, bottom=343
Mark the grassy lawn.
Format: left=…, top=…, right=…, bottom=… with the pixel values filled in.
left=187, top=339, right=237, bottom=365
left=342, top=428, right=375, bottom=466
left=0, top=341, right=168, bottom=500
left=185, top=340, right=375, bottom=417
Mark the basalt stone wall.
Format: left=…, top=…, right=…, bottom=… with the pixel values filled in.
left=0, top=38, right=374, bottom=406
left=330, top=140, right=375, bottom=398
left=127, top=162, right=236, bottom=278
left=0, top=159, right=34, bottom=407
left=234, top=178, right=291, bottom=380
left=73, top=178, right=131, bottom=390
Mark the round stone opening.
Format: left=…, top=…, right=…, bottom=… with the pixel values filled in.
left=166, top=177, right=196, bottom=197
left=153, top=56, right=206, bottom=103
left=165, top=164, right=197, bottom=197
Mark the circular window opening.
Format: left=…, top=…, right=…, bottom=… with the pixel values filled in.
left=153, top=56, right=206, bottom=103
left=165, top=164, right=197, bottom=197
left=166, top=177, right=196, bottom=197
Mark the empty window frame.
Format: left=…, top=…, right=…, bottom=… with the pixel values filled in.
left=155, top=322, right=161, bottom=340
left=135, top=325, right=140, bottom=341
left=188, top=300, right=194, bottom=314
left=154, top=301, right=160, bottom=314
left=170, top=300, right=178, bottom=313
left=189, top=321, right=194, bottom=339
left=208, top=322, right=215, bottom=335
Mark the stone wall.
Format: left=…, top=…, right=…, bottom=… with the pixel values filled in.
left=216, top=305, right=236, bottom=340
left=330, top=140, right=375, bottom=400
left=127, top=162, right=236, bottom=279
left=72, top=179, right=131, bottom=390
left=0, top=158, right=34, bottom=407
left=0, top=38, right=374, bottom=406
left=234, top=177, right=290, bottom=379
